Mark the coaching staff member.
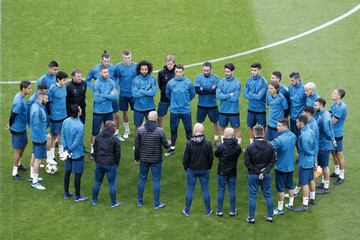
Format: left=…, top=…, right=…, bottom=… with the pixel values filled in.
left=66, top=69, right=87, bottom=124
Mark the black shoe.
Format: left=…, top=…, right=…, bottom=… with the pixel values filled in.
left=18, top=164, right=27, bottom=171
left=316, top=183, right=324, bottom=189
left=89, top=153, right=94, bottom=160
left=265, top=216, right=273, bottom=223
left=316, top=188, right=330, bottom=195
left=13, top=174, right=23, bottom=181
left=330, top=172, right=339, bottom=178
left=164, top=148, right=175, bottom=157
left=246, top=217, right=255, bottom=224
left=294, top=204, right=308, bottom=212
left=334, top=178, right=344, bottom=185
left=309, top=199, right=317, bottom=205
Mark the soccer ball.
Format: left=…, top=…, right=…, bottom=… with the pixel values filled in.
left=45, top=164, right=58, bottom=174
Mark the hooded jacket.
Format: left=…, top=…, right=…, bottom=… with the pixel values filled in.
left=132, top=74, right=157, bottom=111
left=215, top=138, right=242, bottom=176
left=93, top=76, right=117, bottom=114
left=94, top=128, right=121, bottom=166
left=61, top=117, right=84, bottom=159
left=183, top=135, right=213, bottom=171
left=244, top=75, right=267, bottom=112
left=166, top=77, right=195, bottom=114
left=289, top=81, right=306, bottom=120
left=216, top=76, right=241, bottom=114
left=244, top=138, right=276, bottom=175
left=194, top=73, right=220, bottom=108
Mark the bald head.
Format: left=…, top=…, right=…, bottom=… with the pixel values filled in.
left=223, top=127, right=235, bottom=139
left=105, top=120, right=115, bottom=129
left=148, top=111, right=158, bottom=121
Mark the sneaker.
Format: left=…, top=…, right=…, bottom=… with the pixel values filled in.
left=91, top=200, right=97, bottom=206
left=115, top=134, right=125, bottom=142
left=154, top=203, right=166, bottom=210
left=273, top=209, right=284, bottom=215
left=309, top=199, right=317, bottom=205
left=31, top=182, right=45, bottom=190
left=12, top=174, right=23, bottom=181
left=74, top=195, right=89, bottom=202
left=206, top=209, right=214, bottom=216
left=294, top=192, right=299, bottom=198
left=110, top=201, right=122, bottom=208
left=40, top=164, right=45, bottom=168
left=123, top=132, right=130, bottom=139
left=229, top=209, right=238, bottom=217
left=246, top=217, right=255, bottom=224
left=316, top=183, right=324, bottom=189
left=63, top=192, right=73, bottom=199
left=294, top=204, right=308, bottom=212
left=316, top=188, right=330, bottom=195
left=334, top=178, right=344, bottom=185
left=216, top=211, right=223, bottom=217
left=182, top=209, right=190, bottom=217
left=89, top=153, right=94, bottom=160
left=285, top=203, right=294, bottom=211
left=28, top=177, right=43, bottom=182
left=330, top=172, right=339, bottom=178
left=18, top=164, right=27, bottom=171
left=137, top=200, right=143, bottom=207
left=164, top=148, right=175, bottom=157
left=46, top=158, right=58, bottom=165
left=265, top=216, right=273, bottom=223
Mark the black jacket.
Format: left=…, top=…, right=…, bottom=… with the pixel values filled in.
left=158, top=66, right=175, bottom=103
left=244, top=138, right=275, bottom=175
left=66, top=80, right=87, bottom=113
left=94, top=128, right=121, bottom=166
left=183, top=135, right=213, bottom=171
left=215, top=138, right=242, bottom=177
left=134, top=121, right=170, bottom=162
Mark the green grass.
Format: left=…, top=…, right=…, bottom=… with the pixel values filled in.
left=1, top=0, right=360, bottom=239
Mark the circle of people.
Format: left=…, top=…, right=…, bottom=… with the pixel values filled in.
left=8, top=50, right=347, bottom=223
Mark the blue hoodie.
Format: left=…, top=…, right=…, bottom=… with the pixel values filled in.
left=93, top=77, right=118, bottom=114
left=166, top=77, right=195, bottom=114
left=298, top=125, right=315, bottom=169
left=10, top=92, right=27, bottom=133
left=271, top=129, right=296, bottom=172
left=244, top=75, right=267, bottom=112
left=266, top=93, right=288, bottom=128
left=37, top=72, right=56, bottom=90
left=132, top=74, right=157, bottom=111
left=85, top=63, right=115, bottom=91
left=289, top=81, right=306, bottom=120
left=30, top=100, right=48, bottom=143
left=48, top=83, right=67, bottom=121
left=194, top=73, right=220, bottom=107
left=329, top=101, right=347, bottom=137
left=306, top=92, right=320, bottom=107
left=114, top=61, right=137, bottom=97
left=61, top=117, right=84, bottom=159
left=317, top=109, right=335, bottom=151
left=216, top=76, right=241, bottom=114
left=307, top=117, right=319, bottom=157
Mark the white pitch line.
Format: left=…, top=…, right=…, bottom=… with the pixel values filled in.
left=1, top=3, right=359, bottom=85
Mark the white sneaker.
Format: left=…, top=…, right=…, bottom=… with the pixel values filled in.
left=47, top=158, right=58, bottom=165
left=40, top=164, right=45, bottom=168
left=123, top=132, right=129, bottom=139
left=115, top=134, right=125, bottom=142
left=31, top=182, right=45, bottom=190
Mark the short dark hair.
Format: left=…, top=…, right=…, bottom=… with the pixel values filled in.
left=269, top=80, right=280, bottom=91
left=303, top=106, right=315, bottom=115
left=100, top=65, right=108, bottom=72
left=297, top=114, right=308, bottom=125
left=175, top=64, right=184, bottom=71
left=253, top=124, right=264, bottom=137
left=278, top=118, right=289, bottom=127
left=48, top=60, right=58, bottom=68
left=37, top=83, right=48, bottom=96
left=68, top=104, right=80, bottom=118
left=251, top=62, right=261, bottom=69
left=289, top=72, right=300, bottom=79
left=315, top=97, right=326, bottom=107
left=203, top=61, right=212, bottom=68
left=122, top=50, right=131, bottom=56
left=337, top=88, right=345, bottom=99
left=71, top=69, right=82, bottom=77
left=56, top=71, right=68, bottom=82
left=102, top=50, right=110, bottom=59
left=136, top=60, right=153, bottom=75
left=224, top=63, right=235, bottom=71
left=272, top=71, right=282, bottom=80
left=20, top=80, right=31, bottom=90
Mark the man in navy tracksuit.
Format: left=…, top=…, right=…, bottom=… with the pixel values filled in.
left=165, top=64, right=195, bottom=157
left=244, top=63, right=268, bottom=143
left=271, top=71, right=290, bottom=117
left=90, top=65, right=118, bottom=159
left=157, top=55, right=176, bottom=127
left=216, top=63, right=242, bottom=144
left=195, top=62, right=220, bottom=143
left=132, top=60, right=157, bottom=129
left=61, top=104, right=88, bottom=202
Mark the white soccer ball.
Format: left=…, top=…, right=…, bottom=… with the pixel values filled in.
left=45, top=164, right=58, bottom=174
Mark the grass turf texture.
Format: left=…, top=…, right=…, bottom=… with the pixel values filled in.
left=1, top=0, right=360, bottom=239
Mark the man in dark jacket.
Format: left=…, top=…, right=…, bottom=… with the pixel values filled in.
left=214, top=127, right=242, bottom=217
left=91, top=120, right=121, bottom=208
left=66, top=69, right=87, bottom=124
left=244, top=125, right=276, bottom=224
left=182, top=123, right=214, bottom=216
left=134, top=111, right=171, bottom=209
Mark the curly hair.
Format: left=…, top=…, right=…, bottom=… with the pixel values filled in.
left=136, top=60, right=153, bottom=75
